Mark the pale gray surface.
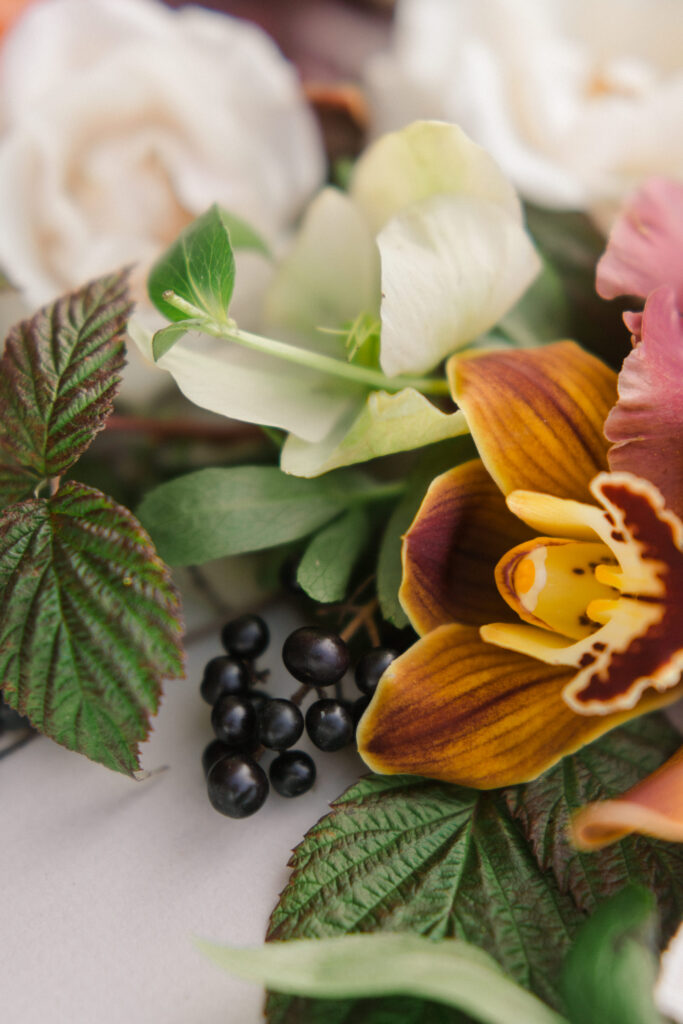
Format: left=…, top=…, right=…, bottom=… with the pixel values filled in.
left=2, top=601, right=364, bottom=1024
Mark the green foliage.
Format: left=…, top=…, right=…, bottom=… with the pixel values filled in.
left=0, top=273, right=184, bottom=772
left=498, top=256, right=570, bottom=347
left=266, top=715, right=683, bottom=1023
left=200, top=933, right=566, bottom=1024
left=136, top=465, right=377, bottom=567
left=296, top=507, right=371, bottom=603
left=0, top=271, right=131, bottom=506
left=561, top=887, right=665, bottom=1024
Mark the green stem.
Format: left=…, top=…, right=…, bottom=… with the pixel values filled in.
left=162, top=291, right=450, bottom=397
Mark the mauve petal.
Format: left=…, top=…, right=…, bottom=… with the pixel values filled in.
left=596, top=177, right=683, bottom=305
left=606, top=286, right=683, bottom=519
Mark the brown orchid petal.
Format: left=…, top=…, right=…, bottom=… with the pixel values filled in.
left=448, top=342, right=617, bottom=502
left=356, top=624, right=680, bottom=788
left=572, top=746, right=683, bottom=849
left=606, top=287, right=683, bottom=520
left=400, top=459, right=532, bottom=635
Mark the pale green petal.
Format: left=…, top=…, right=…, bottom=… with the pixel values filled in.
left=378, top=194, right=541, bottom=377
left=351, top=120, right=522, bottom=236
left=156, top=331, right=363, bottom=442
left=281, top=387, right=468, bottom=477
left=264, top=186, right=380, bottom=341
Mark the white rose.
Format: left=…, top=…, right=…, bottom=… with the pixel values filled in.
left=367, top=0, right=683, bottom=228
left=0, top=0, right=325, bottom=401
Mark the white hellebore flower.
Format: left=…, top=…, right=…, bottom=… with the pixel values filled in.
left=0, top=0, right=324, bottom=400
left=153, top=120, right=541, bottom=476
left=367, top=0, right=683, bottom=228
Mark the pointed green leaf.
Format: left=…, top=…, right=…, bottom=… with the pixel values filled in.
left=0, top=481, right=184, bottom=773
left=136, top=466, right=374, bottom=567
left=562, top=887, right=664, bottom=1024
left=200, top=934, right=566, bottom=1024
left=296, top=507, right=371, bottom=603
left=0, top=271, right=132, bottom=507
left=152, top=319, right=206, bottom=362
left=148, top=204, right=238, bottom=324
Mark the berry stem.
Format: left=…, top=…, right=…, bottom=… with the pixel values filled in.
left=160, top=292, right=451, bottom=397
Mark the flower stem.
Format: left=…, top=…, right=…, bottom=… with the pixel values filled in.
left=162, top=291, right=450, bottom=397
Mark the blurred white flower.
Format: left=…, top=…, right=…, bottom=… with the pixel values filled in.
left=367, top=0, right=683, bottom=228
left=0, top=0, right=324, bottom=401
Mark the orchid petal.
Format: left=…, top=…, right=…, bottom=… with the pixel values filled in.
left=151, top=330, right=363, bottom=443
left=356, top=624, right=679, bottom=788
left=606, top=286, right=683, bottom=519
left=572, top=747, right=683, bottom=849
left=263, top=187, right=380, bottom=342
left=280, top=387, right=468, bottom=477
left=449, top=342, right=617, bottom=501
left=596, top=178, right=683, bottom=305
left=378, top=194, right=540, bottom=376
left=350, top=120, right=522, bottom=237
left=400, top=459, right=532, bottom=634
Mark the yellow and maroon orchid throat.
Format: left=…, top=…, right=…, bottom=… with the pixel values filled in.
left=483, top=472, right=683, bottom=715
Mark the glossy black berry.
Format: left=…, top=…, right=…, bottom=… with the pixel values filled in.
left=258, top=698, right=303, bottom=751
left=200, top=656, right=250, bottom=705
left=282, top=627, right=349, bottom=686
left=270, top=750, right=316, bottom=797
left=202, top=739, right=232, bottom=777
left=221, top=614, right=269, bottom=659
left=207, top=756, right=269, bottom=818
left=354, top=648, right=398, bottom=696
left=306, top=699, right=354, bottom=751
left=351, top=695, right=371, bottom=726
left=211, top=694, right=257, bottom=750
left=248, top=690, right=272, bottom=715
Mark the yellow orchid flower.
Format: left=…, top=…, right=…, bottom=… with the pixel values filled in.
left=357, top=341, right=683, bottom=849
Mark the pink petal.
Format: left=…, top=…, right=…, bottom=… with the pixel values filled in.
left=596, top=178, right=683, bottom=306
left=606, top=287, right=683, bottom=519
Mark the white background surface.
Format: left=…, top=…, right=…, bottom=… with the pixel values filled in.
left=2, top=601, right=364, bottom=1023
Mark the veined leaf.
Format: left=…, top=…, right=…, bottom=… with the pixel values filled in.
left=200, top=933, right=566, bottom=1024
left=136, top=465, right=374, bottom=567
left=561, top=887, right=665, bottom=1024
left=0, top=481, right=184, bottom=773
left=296, top=507, right=370, bottom=603
left=0, top=271, right=131, bottom=507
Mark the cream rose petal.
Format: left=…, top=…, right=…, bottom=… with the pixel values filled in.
left=350, top=119, right=522, bottom=236
left=378, top=194, right=541, bottom=377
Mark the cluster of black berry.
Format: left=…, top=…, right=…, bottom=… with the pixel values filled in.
left=200, top=614, right=398, bottom=819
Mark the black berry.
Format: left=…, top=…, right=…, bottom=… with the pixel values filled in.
left=207, top=756, right=269, bottom=818
left=306, top=699, right=354, bottom=751
left=221, top=614, right=269, bottom=659
left=200, top=656, right=250, bottom=705
left=248, top=690, right=272, bottom=715
left=202, top=739, right=232, bottom=777
left=270, top=750, right=316, bottom=797
left=211, top=694, right=257, bottom=750
left=354, top=648, right=398, bottom=696
left=351, top=695, right=371, bottom=726
left=258, top=698, right=303, bottom=751
left=282, top=627, right=349, bottom=686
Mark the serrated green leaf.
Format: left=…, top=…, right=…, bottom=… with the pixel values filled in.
left=200, top=934, right=566, bottom=1024
left=136, top=465, right=374, bottom=567
left=561, top=887, right=664, bottom=1024
left=507, top=714, right=683, bottom=945
left=0, top=481, right=184, bottom=773
left=148, top=204, right=265, bottom=327
left=0, top=271, right=132, bottom=507
left=268, top=993, right=467, bottom=1024
left=297, top=507, right=370, bottom=603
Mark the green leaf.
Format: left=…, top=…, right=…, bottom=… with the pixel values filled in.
left=296, top=507, right=371, bottom=603
left=507, top=713, right=683, bottom=945
left=0, top=481, right=184, bottom=773
left=148, top=204, right=238, bottom=325
left=136, top=465, right=373, bottom=567
left=151, top=319, right=206, bottom=362
left=200, top=934, right=567, bottom=1024
left=267, top=775, right=584, bottom=1014
left=218, top=209, right=270, bottom=257
left=0, top=271, right=132, bottom=507
left=561, top=887, right=665, bottom=1024
left=498, top=256, right=570, bottom=347
left=376, top=437, right=476, bottom=627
